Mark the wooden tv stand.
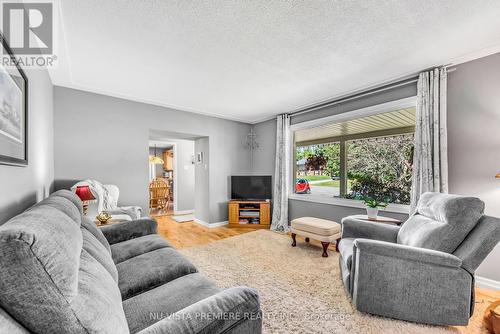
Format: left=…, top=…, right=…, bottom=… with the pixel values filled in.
left=228, top=200, right=271, bottom=229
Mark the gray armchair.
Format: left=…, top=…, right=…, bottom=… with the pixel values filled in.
left=338, top=192, right=500, bottom=326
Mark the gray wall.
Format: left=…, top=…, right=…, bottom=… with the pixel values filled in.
left=53, top=87, right=251, bottom=223
left=252, top=119, right=276, bottom=175
left=172, top=139, right=195, bottom=212
left=195, top=137, right=210, bottom=223
left=448, top=52, right=500, bottom=281
left=0, top=69, right=54, bottom=224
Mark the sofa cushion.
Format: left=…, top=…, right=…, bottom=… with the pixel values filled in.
left=30, top=195, right=82, bottom=225
left=111, top=234, right=172, bottom=264
left=72, top=249, right=130, bottom=333
left=338, top=238, right=355, bottom=270
left=0, top=196, right=129, bottom=334
left=81, top=216, right=112, bottom=254
left=117, top=247, right=198, bottom=300
left=0, top=305, right=30, bottom=333
left=100, top=218, right=158, bottom=245
left=51, top=189, right=84, bottom=214
left=0, top=205, right=82, bottom=300
left=123, top=273, right=220, bottom=334
left=397, top=192, right=484, bottom=252
left=81, top=228, right=118, bottom=282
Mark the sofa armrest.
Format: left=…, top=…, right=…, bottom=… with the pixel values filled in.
left=100, top=218, right=157, bottom=245
left=354, top=239, right=462, bottom=268
left=106, top=206, right=142, bottom=220
left=137, top=287, right=262, bottom=334
left=341, top=217, right=400, bottom=242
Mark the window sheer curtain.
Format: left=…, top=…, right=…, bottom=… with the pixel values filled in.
left=271, top=114, right=291, bottom=232
left=410, top=68, right=448, bottom=212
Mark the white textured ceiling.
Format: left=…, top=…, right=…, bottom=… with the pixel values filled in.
left=50, top=0, right=500, bottom=123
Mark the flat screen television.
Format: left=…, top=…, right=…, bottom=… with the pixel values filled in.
left=231, top=175, right=272, bottom=200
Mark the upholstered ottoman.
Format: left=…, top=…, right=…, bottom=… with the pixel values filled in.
left=291, top=217, right=341, bottom=257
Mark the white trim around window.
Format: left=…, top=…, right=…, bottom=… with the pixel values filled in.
left=290, top=96, right=417, bottom=131
left=288, top=96, right=416, bottom=214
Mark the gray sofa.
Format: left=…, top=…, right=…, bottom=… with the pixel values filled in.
left=0, top=190, right=262, bottom=334
left=338, top=192, right=500, bottom=326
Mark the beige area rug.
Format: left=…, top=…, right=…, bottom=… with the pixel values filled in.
left=179, top=230, right=461, bottom=334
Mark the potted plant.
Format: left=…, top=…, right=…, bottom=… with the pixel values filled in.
left=363, top=198, right=388, bottom=219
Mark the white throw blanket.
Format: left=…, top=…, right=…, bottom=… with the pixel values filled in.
left=71, top=180, right=141, bottom=220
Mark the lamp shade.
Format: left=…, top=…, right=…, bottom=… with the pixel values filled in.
left=149, top=145, right=164, bottom=164
left=75, top=185, right=95, bottom=201
left=496, top=172, right=500, bottom=179
left=149, top=155, right=164, bottom=164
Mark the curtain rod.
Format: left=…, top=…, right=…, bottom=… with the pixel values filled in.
left=290, top=76, right=419, bottom=117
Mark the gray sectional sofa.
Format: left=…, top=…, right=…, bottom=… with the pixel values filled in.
left=0, top=190, right=262, bottom=334
left=338, top=192, right=500, bottom=326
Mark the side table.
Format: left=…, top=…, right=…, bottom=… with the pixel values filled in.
left=95, top=219, right=129, bottom=228
left=94, top=213, right=132, bottom=228
left=347, top=214, right=404, bottom=226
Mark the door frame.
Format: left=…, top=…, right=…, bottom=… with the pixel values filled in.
left=148, top=140, right=177, bottom=213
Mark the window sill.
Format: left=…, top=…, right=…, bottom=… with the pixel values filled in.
left=288, top=193, right=410, bottom=215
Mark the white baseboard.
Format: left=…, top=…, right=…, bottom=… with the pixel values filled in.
left=194, top=219, right=228, bottom=228
left=475, top=275, right=500, bottom=291
left=173, top=209, right=194, bottom=215
left=209, top=221, right=229, bottom=228
left=194, top=219, right=209, bottom=227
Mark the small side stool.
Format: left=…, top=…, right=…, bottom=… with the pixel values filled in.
left=290, top=217, right=341, bottom=257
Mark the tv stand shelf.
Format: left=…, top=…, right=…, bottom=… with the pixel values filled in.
left=228, top=200, right=271, bottom=229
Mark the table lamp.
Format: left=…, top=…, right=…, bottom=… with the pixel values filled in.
left=496, top=172, right=500, bottom=179
left=75, top=185, right=95, bottom=215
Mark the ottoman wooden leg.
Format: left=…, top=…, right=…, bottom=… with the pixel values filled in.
left=305, top=237, right=310, bottom=243
left=335, top=238, right=341, bottom=252
left=321, top=242, right=330, bottom=257
left=291, top=233, right=297, bottom=247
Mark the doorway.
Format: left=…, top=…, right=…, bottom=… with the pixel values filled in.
left=148, top=137, right=197, bottom=218
left=148, top=141, right=176, bottom=216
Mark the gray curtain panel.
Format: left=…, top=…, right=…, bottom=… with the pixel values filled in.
left=271, top=114, right=291, bottom=232
left=410, top=68, right=449, bottom=213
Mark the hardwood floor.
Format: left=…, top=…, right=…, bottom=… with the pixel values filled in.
left=154, top=215, right=499, bottom=333
left=154, top=214, right=257, bottom=249
left=149, top=207, right=173, bottom=217
left=461, top=287, right=500, bottom=334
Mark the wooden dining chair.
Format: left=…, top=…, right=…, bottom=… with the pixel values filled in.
left=149, top=179, right=169, bottom=210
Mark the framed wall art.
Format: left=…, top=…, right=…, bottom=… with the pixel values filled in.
left=0, top=33, right=28, bottom=166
